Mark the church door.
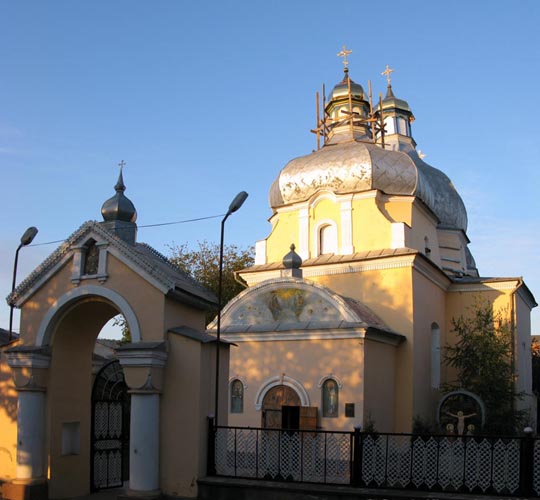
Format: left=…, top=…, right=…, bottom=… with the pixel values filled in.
left=261, top=385, right=300, bottom=429
left=90, top=360, right=130, bottom=491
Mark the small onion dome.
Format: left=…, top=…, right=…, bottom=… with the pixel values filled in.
left=380, top=84, right=412, bottom=113
left=101, top=169, right=137, bottom=223
left=329, top=69, right=365, bottom=101
left=283, top=244, right=302, bottom=269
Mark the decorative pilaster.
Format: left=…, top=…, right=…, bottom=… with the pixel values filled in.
left=4, top=347, right=50, bottom=500
left=117, top=342, right=167, bottom=498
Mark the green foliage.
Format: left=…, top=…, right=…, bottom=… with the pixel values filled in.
left=363, top=413, right=377, bottom=434
left=112, top=315, right=131, bottom=343
left=412, top=415, right=436, bottom=435
left=443, top=301, right=524, bottom=435
left=168, top=240, right=254, bottom=324
left=532, top=338, right=540, bottom=396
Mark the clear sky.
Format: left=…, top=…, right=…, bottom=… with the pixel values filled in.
left=1, top=0, right=539, bottom=335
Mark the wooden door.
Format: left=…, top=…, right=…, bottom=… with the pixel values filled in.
left=261, top=385, right=300, bottom=429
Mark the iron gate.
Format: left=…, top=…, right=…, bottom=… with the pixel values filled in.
left=91, top=360, right=130, bottom=490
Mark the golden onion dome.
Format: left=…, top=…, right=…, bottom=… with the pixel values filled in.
left=329, top=71, right=366, bottom=101
left=378, top=84, right=412, bottom=113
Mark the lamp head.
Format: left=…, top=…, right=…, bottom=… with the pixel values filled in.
left=227, top=191, right=248, bottom=215
left=20, top=227, right=38, bottom=246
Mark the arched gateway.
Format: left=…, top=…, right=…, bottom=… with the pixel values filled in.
left=3, top=171, right=226, bottom=500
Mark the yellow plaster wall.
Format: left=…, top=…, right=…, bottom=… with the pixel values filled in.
left=382, top=199, right=412, bottom=227
left=47, top=300, right=117, bottom=499
left=19, top=253, right=167, bottom=346
left=160, top=334, right=228, bottom=498
left=409, top=205, right=441, bottom=264
left=266, top=212, right=300, bottom=264
left=444, top=286, right=512, bottom=384
left=0, top=346, right=17, bottom=481
left=350, top=196, right=392, bottom=252
left=310, top=267, right=413, bottom=335
left=163, top=299, right=207, bottom=333
left=228, top=338, right=364, bottom=431
left=363, top=339, right=396, bottom=431
left=411, top=270, right=447, bottom=425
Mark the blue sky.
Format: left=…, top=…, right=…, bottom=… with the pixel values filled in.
left=1, top=0, right=539, bottom=335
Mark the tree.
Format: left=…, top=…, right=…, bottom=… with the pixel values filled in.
left=532, top=337, right=540, bottom=396
left=168, top=240, right=254, bottom=324
left=443, top=300, right=525, bottom=435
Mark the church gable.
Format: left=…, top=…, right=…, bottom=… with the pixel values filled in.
left=8, top=221, right=215, bottom=309
left=218, top=278, right=385, bottom=333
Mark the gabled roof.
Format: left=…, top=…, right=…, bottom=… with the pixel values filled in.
left=7, top=221, right=217, bottom=309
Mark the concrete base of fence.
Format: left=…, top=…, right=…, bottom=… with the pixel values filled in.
left=197, top=476, right=536, bottom=500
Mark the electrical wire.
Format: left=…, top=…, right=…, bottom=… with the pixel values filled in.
left=27, top=213, right=226, bottom=247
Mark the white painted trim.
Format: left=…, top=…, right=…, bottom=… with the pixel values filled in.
left=449, top=280, right=520, bottom=293
left=391, top=223, right=405, bottom=249
left=6, top=352, right=51, bottom=369
left=222, top=330, right=365, bottom=343
left=254, top=240, right=267, bottom=265
left=299, top=208, right=309, bottom=261
left=36, top=285, right=142, bottom=346
left=229, top=376, right=248, bottom=391
left=254, top=374, right=310, bottom=411
left=313, top=218, right=338, bottom=256
left=340, top=198, right=354, bottom=255
left=117, top=351, right=168, bottom=368
left=317, top=374, right=343, bottom=389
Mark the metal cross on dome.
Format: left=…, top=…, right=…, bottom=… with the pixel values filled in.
left=337, top=45, right=352, bottom=68
left=381, top=64, right=394, bottom=85
left=118, top=160, right=126, bottom=172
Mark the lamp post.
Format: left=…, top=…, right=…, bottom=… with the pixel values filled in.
left=215, top=191, right=248, bottom=426
left=8, top=226, right=38, bottom=341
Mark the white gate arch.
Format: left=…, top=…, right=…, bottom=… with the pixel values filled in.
left=36, top=285, right=141, bottom=346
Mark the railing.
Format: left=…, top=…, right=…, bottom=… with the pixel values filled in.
left=208, top=422, right=540, bottom=497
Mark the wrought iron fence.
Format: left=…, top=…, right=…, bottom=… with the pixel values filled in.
left=209, top=423, right=540, bottom=497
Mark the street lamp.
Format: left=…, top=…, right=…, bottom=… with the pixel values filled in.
left=215, top=191, right=248, bottom=426
left=8, top=226, right=38, bottom=341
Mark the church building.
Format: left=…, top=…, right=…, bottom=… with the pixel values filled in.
left=215, top=56, right=537, bottom=433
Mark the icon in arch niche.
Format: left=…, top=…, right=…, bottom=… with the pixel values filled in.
left=437, top=390, right=485, bottom=435
left=322, top=379, right=339, bottom=418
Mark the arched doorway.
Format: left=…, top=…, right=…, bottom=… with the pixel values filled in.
left=90, top=360, right=130, bottom=491
left=261, top=385, right=300, bottom=429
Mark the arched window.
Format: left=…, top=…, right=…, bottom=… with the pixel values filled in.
left=319, top=224, right=338, bottom=256
left=322, top=379, right=339, bottom=418
left=83, top=239, right=99, bottom=275
left=230, top=379, right=244, bottom=414
left=431, top=323, right=441, bottom=389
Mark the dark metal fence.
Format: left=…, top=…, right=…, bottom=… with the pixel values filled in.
left=208, top=422, right=540, bottom=497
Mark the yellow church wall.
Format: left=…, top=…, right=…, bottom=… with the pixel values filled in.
left=266, top=211, right=300, bottom=264
left=409, top=204, right=441, bottom=265
left=228, top=338, right=365, bottom=431
left=363, top=339, right=396, bottom=431
left=351, top=197, right=392, bottom=251
left=309, top=266, right=414, bottom=335
left=514, top=291, right=535, bottom=421
left=411, top=270, right=447, bottom=426
left=382, top=198, right=412, bottom=227
left=47, top=300, right=117, bottom=498
left=309, top=264, right=417, bottom=432
left=444, top=286, right=513, bottom=386
left=0, top=345, right=18, bottom=481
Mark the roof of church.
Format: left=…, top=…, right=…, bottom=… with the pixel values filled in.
left=7, top=220, right=217, bottom=309
left=269, top=140, right=467, bottom=231
left=0, top=328, right=18, bottom=346
left=240, top=247, right=418, bottom=274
